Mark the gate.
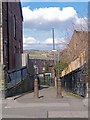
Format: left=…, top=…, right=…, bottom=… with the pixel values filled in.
left=38, top=73, right=55, bottom=87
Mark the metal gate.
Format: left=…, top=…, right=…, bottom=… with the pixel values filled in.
left=38, top=73, right=55, bottom=87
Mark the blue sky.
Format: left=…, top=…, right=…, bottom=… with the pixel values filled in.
left=21, top=0, right=89, bottom=2
left=21, top=2, right=88, bottom=50
left=22, top=2, right=88, bottom=18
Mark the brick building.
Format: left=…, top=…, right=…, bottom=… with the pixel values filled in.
left=0, top=2, right=23, bottom=70
left=30, top=58, right=54, bottom=74
left=60, top=30, right=88, bottom=97
left=60, top=30, right=88, bottom=64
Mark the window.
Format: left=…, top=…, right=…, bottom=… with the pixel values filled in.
left=19, top=41, right=21, bottom=53
left=4, top=41, right=7, bottom=58
left=0, top=2, right=2, bottom=25
left=13, top=15, right=16, bottom=39
left=14, top=46, right=16, bottom=54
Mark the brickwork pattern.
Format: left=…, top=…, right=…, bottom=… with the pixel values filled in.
left=2, top=2, right=23, bottom=70
left=30, top=58, right=54, bottom=74
left=61, top=30, right=88, bottom=64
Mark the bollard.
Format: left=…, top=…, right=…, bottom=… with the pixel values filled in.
left=55, top=77, right=57, bottom=88
left=57, top=78, right=62, bottom=98
left=34, top=78, right=39, bottom=98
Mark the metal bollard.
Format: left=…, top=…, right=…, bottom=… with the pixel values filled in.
left=34, top=78, right=39, bottom=98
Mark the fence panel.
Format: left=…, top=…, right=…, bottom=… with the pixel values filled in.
left=22, top=68, right=27, bottom=81
left=7, top=66, right=27, bottom=88
left=61, top=64, right=87, bottom=97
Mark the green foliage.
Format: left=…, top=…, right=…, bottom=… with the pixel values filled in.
left=45, top=65, right=50, bottom=73
left=40, top=79, right=47, bottom=85
left=54, top=59, right=68, bottom=75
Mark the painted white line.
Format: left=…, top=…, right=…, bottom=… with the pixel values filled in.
left=5, top=106, right=11, bottom=108
left=5, top=103, right=70, bottom=108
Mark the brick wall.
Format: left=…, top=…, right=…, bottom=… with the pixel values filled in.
left=60, top=30, right=88, bottom=64
left=30, top=58, right=54, bottom=74
left=88, top=32, right=90, bottom=87
left=0, top=1, right=2, bottom=64
left=2, top=2, right=23, bottom=70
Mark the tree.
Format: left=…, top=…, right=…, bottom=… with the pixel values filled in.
left=54, top=59, right=68, bottom=76
left=45, top=65, right=50, bottom=73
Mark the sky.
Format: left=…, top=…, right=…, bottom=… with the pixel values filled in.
left=21, top=0, right=89, bottom=2
left=21, top=2, right=88, bottom=50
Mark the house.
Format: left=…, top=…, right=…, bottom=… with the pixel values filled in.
left=30, top=58, right=54, bottom=74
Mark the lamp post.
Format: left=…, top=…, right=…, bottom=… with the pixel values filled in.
left=52, top=28, right=57, bottom=88
left=57, top=51, right=63, bottom=98
left=52, top=28, right=62, bottom=97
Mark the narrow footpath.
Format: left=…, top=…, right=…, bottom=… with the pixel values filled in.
left=2, top=86, right=88, bottom=118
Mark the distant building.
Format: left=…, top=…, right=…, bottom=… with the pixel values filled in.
left=30, top=58, right=54, bottom=74
left=0, top=2, right=23, bottom=70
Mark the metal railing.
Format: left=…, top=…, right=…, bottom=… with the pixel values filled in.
left=6, top=66, right=27, bottom=89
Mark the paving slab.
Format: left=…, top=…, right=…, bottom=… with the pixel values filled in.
left=2, top=86, right=88, bottom=118
left=48, top=111, right=88, bottom=118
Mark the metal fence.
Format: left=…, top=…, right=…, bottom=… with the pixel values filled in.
left=6, top=66, right=27, bottom=89
left=61, top=63, right=87, bottom=97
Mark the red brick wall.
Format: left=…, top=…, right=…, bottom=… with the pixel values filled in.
left=2, top=2, right=23, bottom=70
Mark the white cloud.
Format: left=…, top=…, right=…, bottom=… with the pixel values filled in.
left=23, top=36, right=67, bottom=50
left=75, top=17, right=88, bottom=30
left=43, top=38, right=66, bottom=44
left=23, top=36, right=40, bottom=44
left=22, top=6, right=87, bottom=50
left=23, top=36, right=66, bottom=45
left=22, top=6, right=87, bottom=31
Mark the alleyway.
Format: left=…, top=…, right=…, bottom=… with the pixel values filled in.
left=16, top=85, right=83, bottom=102
left=2, top=86, right=88, bottom=118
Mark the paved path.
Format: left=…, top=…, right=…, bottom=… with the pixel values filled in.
left=1, top=86, right=88, bottom=118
